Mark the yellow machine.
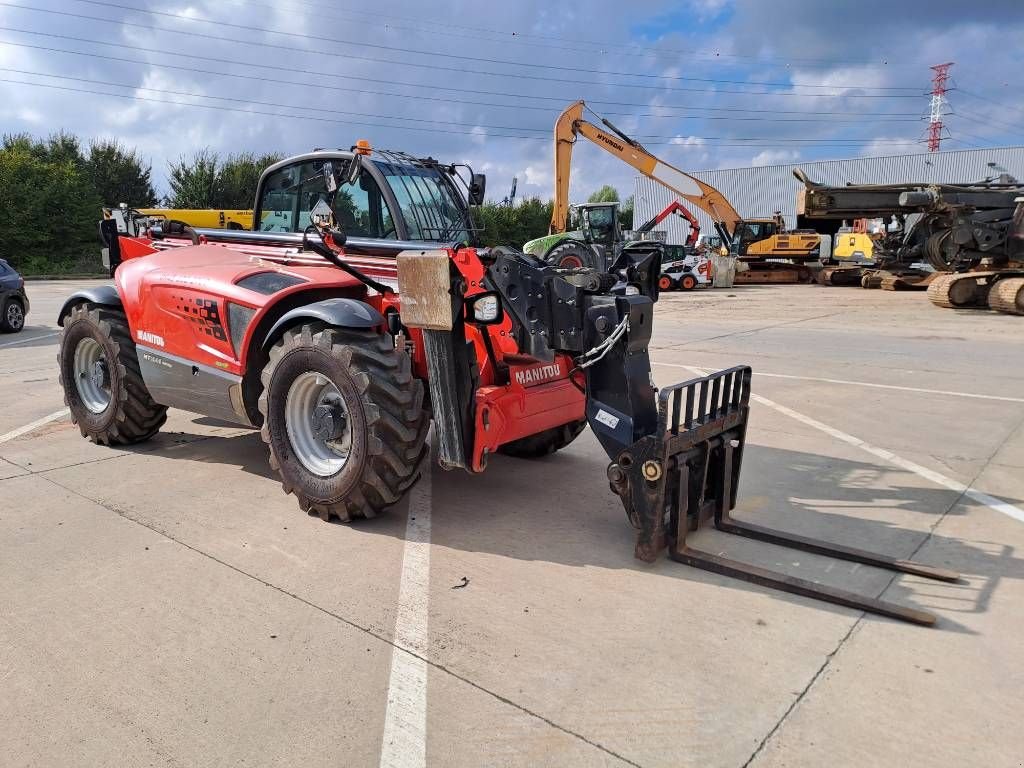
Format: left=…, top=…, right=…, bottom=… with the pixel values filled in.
left=134, top=208, right=252, bottom=230
left=831, top=220, right=877, bottom=262
left=529, top=101, right=821, bottom=280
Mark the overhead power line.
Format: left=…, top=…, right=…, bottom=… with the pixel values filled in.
left=0, top=40, right=926, bottom=126
left=0, top=3, right=926, bottom=97
left=218, top=0, right=906, bottom=68
left=0, top=28, right=929, bottom=117
left=0, top=73, right=937, bottom=148
left=57, top=0, right=925, bottom=91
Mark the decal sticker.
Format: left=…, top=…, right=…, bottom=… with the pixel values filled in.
left=595, top=409, right=620, bottom=429
left=172, top=295, right=227, bottom=342
left=136, top=330, right=165, bottom=347
left=514, top=361, right=563, bottom=386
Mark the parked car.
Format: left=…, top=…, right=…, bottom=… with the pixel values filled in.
left=0, top=258, right=29, bottom=333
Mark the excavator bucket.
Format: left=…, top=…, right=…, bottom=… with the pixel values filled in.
left=605, top=366, right=959, bottom=626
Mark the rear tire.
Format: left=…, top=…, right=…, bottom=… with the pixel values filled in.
left=58, top=304, right=167, bottom=445
left=546, top=241, right=597, bottom=270
left=259, top=324, right=429, bottom=522
left=498, top=419, right=587, bottom=459
left=679, top=273, right=698, bottom=291
left=0, top=297, right=24, bottom=332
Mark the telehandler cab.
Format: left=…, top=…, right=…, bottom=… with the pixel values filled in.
left=60, top=143, right=957, bottom=625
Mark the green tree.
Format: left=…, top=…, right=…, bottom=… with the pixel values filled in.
left=475, top=197, right=553, bottom=247
left=619, top=193, right=634, bottom=230
left=166, top=149, right=220, bottom=208
left=217, top=152, right=283, bottom=208
left=86, top=139, right=157, bottom=206
left=0, top=133, right=102, bottom=274
left=587, top=185, right=620, bottom=203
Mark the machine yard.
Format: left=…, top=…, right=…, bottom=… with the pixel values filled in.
left=2, top=279, right=1022, bottom=767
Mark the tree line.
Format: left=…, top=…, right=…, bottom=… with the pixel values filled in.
left=0, top=131, right=633, bottom=275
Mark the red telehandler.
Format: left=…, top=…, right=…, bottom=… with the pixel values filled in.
left=60, top=143, right=956, bottom=624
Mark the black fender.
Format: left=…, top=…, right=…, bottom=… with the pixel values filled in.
left=58, top=285, right=122, bottom=326
left=262, top=298, right=385, bottom=349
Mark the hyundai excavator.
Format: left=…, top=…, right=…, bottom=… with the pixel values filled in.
left=523, top=101, right=821, bottom=282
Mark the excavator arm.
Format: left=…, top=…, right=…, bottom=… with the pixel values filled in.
left=551, top=100, right=742, bottom=242
left=634, top=200, right=701, bottom=247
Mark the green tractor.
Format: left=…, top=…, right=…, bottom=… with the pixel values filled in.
left=523, top=202, right=623, bottom=270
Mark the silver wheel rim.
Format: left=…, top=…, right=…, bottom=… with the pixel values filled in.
left=6, top=302, right=23, bottom=329
left=73, top=337, right=111, bottom=413
left=285, top=371, right=352, bottom=477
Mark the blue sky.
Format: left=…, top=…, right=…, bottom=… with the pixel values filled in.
left=0, top=0, right=1021, bottom=203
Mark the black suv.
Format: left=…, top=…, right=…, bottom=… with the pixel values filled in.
left=0, top=259, right=28, bottom=333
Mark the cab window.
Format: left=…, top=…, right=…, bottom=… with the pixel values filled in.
left=256, top=161, right=397, bottom=239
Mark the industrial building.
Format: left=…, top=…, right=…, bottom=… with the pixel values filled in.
left=632, top=145, right=1024, bottom=246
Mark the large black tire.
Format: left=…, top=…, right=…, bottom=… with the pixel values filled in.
left=259, top=324, right=429, bottom=522
left=498, top=419, right=587, bottom=459
left=0, top=296, right=25, bottom=332
left=58, top=304, right=167, bottom=444
left=546, top=241, right=598, bottom=270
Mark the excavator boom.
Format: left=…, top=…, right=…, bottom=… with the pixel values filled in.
left=551, top=101, right=742, bottom=241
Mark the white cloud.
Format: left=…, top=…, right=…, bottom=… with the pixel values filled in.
left=750, top=149, right=801, bottom=166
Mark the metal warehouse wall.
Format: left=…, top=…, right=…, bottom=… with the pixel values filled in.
left=633, top=146, right=1024, bottom=245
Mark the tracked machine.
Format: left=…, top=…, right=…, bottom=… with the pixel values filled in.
left=796, top=169, right=1024, bottom=313
left=60, top=143, right=957, bottom=625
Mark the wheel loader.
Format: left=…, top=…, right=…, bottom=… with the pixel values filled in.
left=59, top=143, right=956, bottom=625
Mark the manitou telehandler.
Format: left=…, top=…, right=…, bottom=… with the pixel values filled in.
left=60, top=143, right=956, bottom=625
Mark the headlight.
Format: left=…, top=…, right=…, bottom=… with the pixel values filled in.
left=718, top=245, right=729, bottom=257
left=471, top=293, right=501, bottom=323
left=624, top=285, right=640, bottom=296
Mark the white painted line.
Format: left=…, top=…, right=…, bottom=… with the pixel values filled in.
left=0, top=331, right=59, bottom=349
left=0, top=408, right=70, bottom=445
left=652, top=361, right=1024, bottom=404
left=380, top=460, right=432, bottom=768
left=674, top=364, right=1024, bottom=525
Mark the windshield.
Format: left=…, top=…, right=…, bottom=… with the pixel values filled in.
left=375, top=161, right=469, bottom=243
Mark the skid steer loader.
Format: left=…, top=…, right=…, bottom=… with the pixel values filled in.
left=59, top=143, right=957, bottom=625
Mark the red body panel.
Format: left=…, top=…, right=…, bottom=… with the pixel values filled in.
left=115, top=232, right=586, bottom=470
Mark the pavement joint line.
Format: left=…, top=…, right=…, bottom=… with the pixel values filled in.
left=379, top=460, right=432, bottom=768
left=738, top=390, right=1001, bottom=767
left=731, top=370, right=1024, bottom=404
left=38, top=473, right=643, bottom=768
left=672, top=365, right=1024, bottom=525
left=0, top=330, right=59, bottom=349
left=0, top=408, right=70, bottom=445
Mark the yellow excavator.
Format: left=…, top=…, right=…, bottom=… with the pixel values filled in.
left=523, top=101, right=820, bottom=281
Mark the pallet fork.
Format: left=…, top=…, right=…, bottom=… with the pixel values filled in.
left=600, top=366, right=959, bottom=626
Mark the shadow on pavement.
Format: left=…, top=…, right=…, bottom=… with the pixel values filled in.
left=131, top=423, right=1023, bottom=633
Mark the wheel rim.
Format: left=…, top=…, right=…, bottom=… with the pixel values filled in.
left=73, top=337, right=111, bottom=413
left=683, top=276, right=696, bottom=289
left=6, top=302, right=23, bottom=329
left=658, top=276, right=672, bottom=290
left=285, top=371, right=352, bottom=477
left=558, top=254, right=584, bottom=269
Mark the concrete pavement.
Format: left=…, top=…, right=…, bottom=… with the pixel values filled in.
left=1, top=281, right=1022, bottom=767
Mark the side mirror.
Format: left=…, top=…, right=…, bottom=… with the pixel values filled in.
left=346, top=155, right=362, bottom=186
left=469, top=173, right=486, bottom=206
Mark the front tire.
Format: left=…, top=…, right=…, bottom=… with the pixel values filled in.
left=58, top=304, right=167, bottom=444
left=1, top=297, right=24, bottom=332
left=658, top=275, right=676, bottom=292
left=259, top=324, right=429, bottom=522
